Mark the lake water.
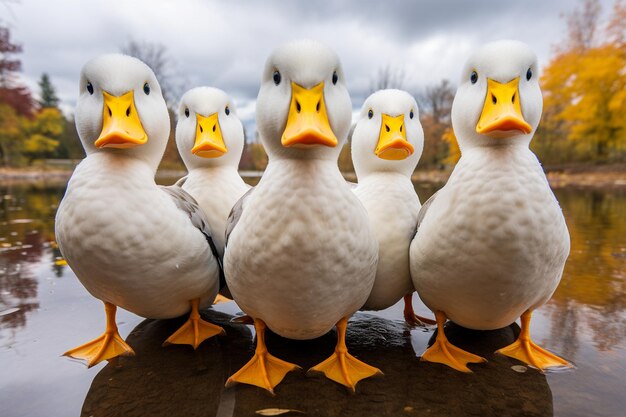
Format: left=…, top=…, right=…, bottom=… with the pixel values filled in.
left=0, top=177, right=624, bottom=417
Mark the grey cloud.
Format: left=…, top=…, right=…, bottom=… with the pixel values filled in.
left=7, top=0, right=615, bottom=132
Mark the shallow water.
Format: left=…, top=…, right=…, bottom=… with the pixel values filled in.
left=0, top=178, right=624, bottom=417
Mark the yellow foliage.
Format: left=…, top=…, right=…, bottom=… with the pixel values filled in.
left=0, top=103, right=20, bottom=138
left=538, top=0, right=626, bottom=162
left=248, top=143, right=268, bottom=171
left=442, top=127, right=460, bottom=165
left=20, top=107, right=64, bottom=161
left=0, top=103, right=23, bottom=165
left=22, top=133, right=59, bottom=154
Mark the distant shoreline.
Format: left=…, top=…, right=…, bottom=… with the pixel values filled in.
left=1, top=165, right=625, bottom=190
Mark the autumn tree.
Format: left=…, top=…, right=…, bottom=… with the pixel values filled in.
left=0, top=25, right=33, bottom=118
left=537, top=0, right=626, bottom=163
left=20, top=108, right=63, bottom=163
left=0, top=26, right=21, bottom=86
left=417, top=79, right=455, bottom=168
left=0, top=102, right=20, bottom=165
left=0, top=24, right=34, bottom=165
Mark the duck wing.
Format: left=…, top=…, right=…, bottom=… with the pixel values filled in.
left=160, top=184, right=225, bottom=288
left=224, top=187, right=255, bottom=248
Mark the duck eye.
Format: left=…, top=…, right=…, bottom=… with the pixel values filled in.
left=225, top=106, right=230, bottom=116
left=368, top=109, right=373, bottom=119
left=332, top=71, right=338, bottom=85
left=273, top=70, right=281, bottom=85
left=470, top=71, right=478, bottom=84
left=526, top=67, right=532, bottom=81
left=86, top=82, right=94, bottom=95
left=409, top=109, right=414, bottom=119
left=184, top=108, right=189, bottom=118
left=143, top=82, right=150, bottom=95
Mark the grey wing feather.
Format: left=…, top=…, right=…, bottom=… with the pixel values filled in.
left=411, top=190, right=439, bottom=240
left=224, top=186, right=255, bottom=248
left=159, top=184, right=225, bottom=287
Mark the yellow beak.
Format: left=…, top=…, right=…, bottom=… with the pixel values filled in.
left=375, top=114, right=414, bottom=160
left=281, top=81, right=338, bottom=148
left=191, top=113, right=227, bottom=158
left=94, top=91, right=148, bottom=148
left=476, top=77, right=532, bottom=138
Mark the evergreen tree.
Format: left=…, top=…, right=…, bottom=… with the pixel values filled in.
left=38, top=73, right=59, bottom=109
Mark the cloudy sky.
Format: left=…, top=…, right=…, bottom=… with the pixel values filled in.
left=4, top=0, right=614, bottom=134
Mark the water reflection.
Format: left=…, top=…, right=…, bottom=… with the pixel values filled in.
left=547, top=189, right=626, bottom=356
left=81, top=309, right=553, bottom=417
left=0, top=179, right=624, bottom=417
left=0, top=182, right=64, bottom=333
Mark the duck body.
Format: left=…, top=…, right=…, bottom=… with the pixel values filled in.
left=411, top=40, right=572, bottom=372
left=225, top=40, right=381, bottom=392
left=411, top=144, right=569, bottom=330
left=225, top=157, right=377, bottom=340
left=181, top=166, right=249, bottom=255
left=350, top=89, right=426, bottom=317
left=175, top=86, right=250, bottom=255
left=57, top=54, right=225, bottom=366
left=56, top=152, right=220, bottom=319
left=355, top=173, right=419, bottom=310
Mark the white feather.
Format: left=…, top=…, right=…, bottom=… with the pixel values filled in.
left=410, top=40, right=569, bottom=330
left=56, top=54, right=220, bottom=319
left=352, top=89, right=424, bottom=310
left=224, top=40, right=378, bottom=340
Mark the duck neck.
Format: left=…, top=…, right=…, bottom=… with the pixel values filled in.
left=262, top=157, right=343, bottom=186
left=190, top=165, right=240, bottom=178
left=81, top=152, right=157, bottom=186
left=358, top=171, right=412, bottom=186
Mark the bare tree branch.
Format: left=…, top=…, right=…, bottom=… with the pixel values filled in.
left=121, top=39, right=187, bottom=108
left=369, top=65, right=405, bottom=94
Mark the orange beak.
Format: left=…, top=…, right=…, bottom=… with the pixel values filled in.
left=191, top=113, right=227, bottom=158
left=94, top=90, right=147, bottom=148
left=476, top=77, right=532, bottom=138
left=375, top=114, right=414, bottom=160
left=281, top=81, right=338, bottom=148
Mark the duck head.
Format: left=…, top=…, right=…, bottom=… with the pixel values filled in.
left=175, top=87, right=244, bottom=170
left=451, top=40, right=542, bottom=152
left=352, top=89, right=424, bottom=178
left=256, top=40, right=352, bottom=161
left=75, top=54, right=170, bottom=171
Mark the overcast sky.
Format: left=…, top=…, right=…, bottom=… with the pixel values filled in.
left=3, top=0, right=614, bottom=134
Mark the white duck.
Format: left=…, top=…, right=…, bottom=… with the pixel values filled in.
left=175, top=87, right=250, bottom=256
left=351, top=89, right=434, bottom=326
left=56, top=54, right=224, bottom=367
left=410, top=40, right=572, bottom=372
left=223, top=40, right=380, bottom=393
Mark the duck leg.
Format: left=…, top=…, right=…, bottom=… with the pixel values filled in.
left=163, top=298, right=225, bottom=349
left=226, top=319, right=300, bottom=394
left=403, top=293, right=436, bottom=327
left=63, top=301, right=135, bottom=367
left=497, top=310, right=572, bottom=370
left=308, top=317, right=383, bottom=392
left=421, top=310, right=486, bottom=372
